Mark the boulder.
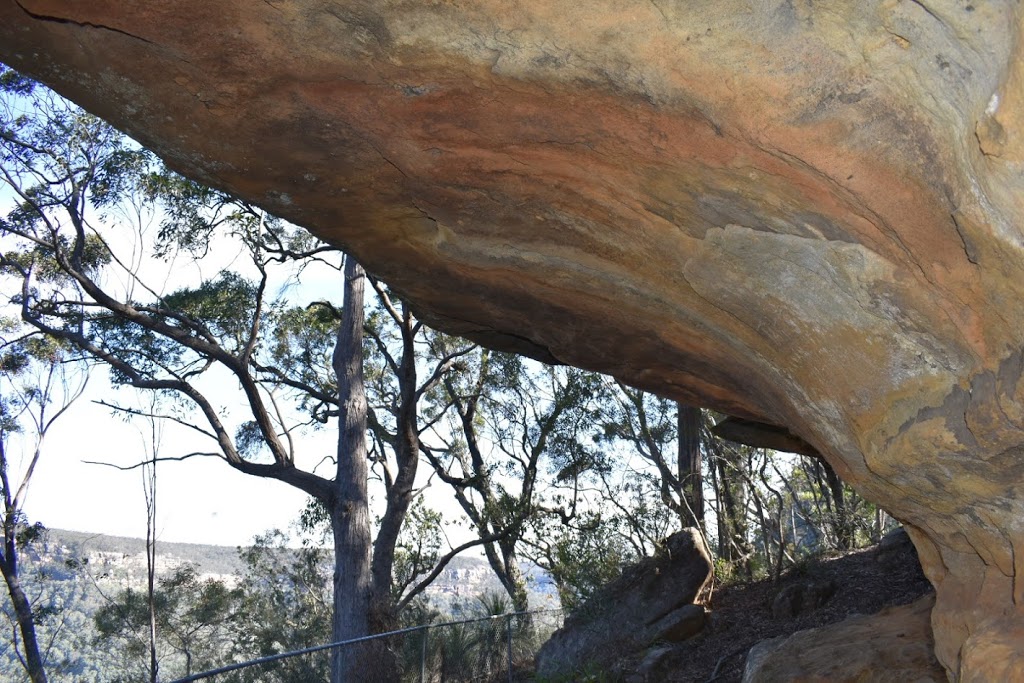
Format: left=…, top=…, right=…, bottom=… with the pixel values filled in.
left=650, top=603, right=706, bottom=643
left=876, top=526, right=918, bottom=570
left=770, top=578, right=838, bottom=620
left=535, top=528, right=711, bottom=679
left=743, top=594, right=945, bottom=683
left=626, top=645, right=677, bottom=683
left=5, top=3, right=1024, bottom=677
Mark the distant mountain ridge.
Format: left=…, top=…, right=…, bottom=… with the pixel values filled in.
left=37, top=528, right=557, bottom=608
left=42, top=528, right=245, bottom=576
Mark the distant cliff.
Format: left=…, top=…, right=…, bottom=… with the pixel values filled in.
left=34, top=528, right=556, bottom=609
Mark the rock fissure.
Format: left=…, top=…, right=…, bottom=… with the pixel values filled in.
left=13, top=1, right=155, bottom=46
left=904, top=0, right=952, bottom=36
left=749, top=140, right=931, bottom=275
left=950, top=212, right=980, bottom=265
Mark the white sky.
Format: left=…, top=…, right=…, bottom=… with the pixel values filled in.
left=22, top=390, right=314, bottom=547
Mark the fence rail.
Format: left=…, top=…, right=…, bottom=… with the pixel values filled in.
left=169, top=608, right=563, bottom=683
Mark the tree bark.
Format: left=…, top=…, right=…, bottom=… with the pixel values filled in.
left=329, top=256, right=377, bottom=683
left=677, top=404, right=704, bottom=529
left=0, top=438, right=48, bottom=683
left=369, top=304, right=419, bottom=632
left=819, top=459, right=852, bottom=550
left=0, top=555, right=48, bottom=683
left=712, top=443, right=752, bottom=578
left=144, top=459, right=159, bottom=683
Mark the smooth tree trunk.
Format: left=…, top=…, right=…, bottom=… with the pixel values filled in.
left=329, top=256, right=376, bottom=683
left=144, top=456, right=159, bottom=683
left=677, top=404, right=704, bottom=529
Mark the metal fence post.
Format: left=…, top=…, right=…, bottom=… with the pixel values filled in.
left=506, top=614, right=513, bottom=683
left=420, top=626, right=428, bottom=683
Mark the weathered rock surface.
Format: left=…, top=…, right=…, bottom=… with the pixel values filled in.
left=534, top=528, right=711, bottom=678
left=628, top=645, right=677, bottom=683
left=3, top=2, right=1024, bottom=678
left=770, top=578, right=838, bottom=620
left=743, top=593, right=946, bottom=683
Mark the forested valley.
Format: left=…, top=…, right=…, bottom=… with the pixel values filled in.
left=0, top=66, right=897, bottom=682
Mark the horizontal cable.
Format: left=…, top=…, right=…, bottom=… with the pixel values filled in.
left=170, top=607, right=563, bottom=683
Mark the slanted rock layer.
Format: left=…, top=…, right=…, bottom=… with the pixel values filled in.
left=535, top=529, right=712, bottom=678
left=743, top=594, right=947, bottom=683
left=2, top=1, right=1024, bottom=678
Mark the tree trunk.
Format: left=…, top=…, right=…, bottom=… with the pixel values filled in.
left=500, top=544, right=530, bottom=614
left=820, top=459, right=852, bottom=550
left=329, top=256, right=379, bottom=683
left=144, top=451, right=159, bottom=683
left=677, top=404, right=704, bottom=529
left=369, top=308, right=419, bottom=634
left=714, top=447, right=752, bottom=578
left=0, top=556, right=48, bottom=683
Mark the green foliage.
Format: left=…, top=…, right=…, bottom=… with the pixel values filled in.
left=393, top=499, right=444, bottom=600
left=0, top=76, right=152, bottom=220
left=227, top=529, right=332, bottom=683
left=537, top=513, right=634, bottom=612
left=265, top=303, right=340, bottom=421
left=159, top=271, right=260, bottom=350
left=0, top=233, right=111, bottom=286
left=141, top=170, right=280, bottom=260
left=415, top=592, right=534, bottom=683
left=0, top=65, right=35, bottom=95
left=93, top=565, right=243, bottom=681
left=534, top=661, right=622, bottom=683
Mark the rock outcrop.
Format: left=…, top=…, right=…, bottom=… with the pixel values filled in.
left=743, top=594, right=946, bottom=683
left=534, top=528, right=711, bottom=679
left=3, top=2, right=1024, bottom=678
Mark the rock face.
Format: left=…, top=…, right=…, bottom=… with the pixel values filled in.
left=534, top=529, right=711, bottom=678
left=743, top=594, right=947, bottom=683
left=2, top=2, right=1024, bottom=678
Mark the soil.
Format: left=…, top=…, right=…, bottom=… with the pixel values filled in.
left=613, top=531, right=934, bottom=682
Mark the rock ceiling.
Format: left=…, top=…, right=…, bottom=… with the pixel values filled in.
left=2, top=1, right=1023, bottom=678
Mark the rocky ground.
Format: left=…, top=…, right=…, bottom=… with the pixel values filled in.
left=614, top=530, right=934, bottom=682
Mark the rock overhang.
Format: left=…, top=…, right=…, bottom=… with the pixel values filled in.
left=3, top=1, right=1024, bottom=678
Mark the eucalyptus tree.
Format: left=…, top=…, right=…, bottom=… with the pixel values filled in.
left=94, top=565, right=243, bottom=683
left=0, top=89, right=90, bottom=676
left=422, top=349, right=605, bottom=612
left=0, top=66, right=474, bottom=682
left=596, top=385, right=708, bottom=531
left=0, top=328, right=85, bottom=683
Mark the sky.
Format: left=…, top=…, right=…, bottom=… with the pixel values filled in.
left=0, top=206, right=299, bottom=546
left=22, top=389, right=313, bottom=547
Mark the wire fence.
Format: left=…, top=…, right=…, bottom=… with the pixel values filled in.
left=169, top=608, right=564, bottom=683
